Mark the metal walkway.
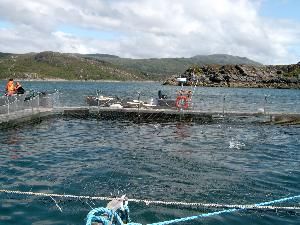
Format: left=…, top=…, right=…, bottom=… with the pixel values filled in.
left=1, top=105, right=300, bottom=128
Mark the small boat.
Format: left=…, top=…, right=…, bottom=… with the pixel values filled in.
left=86, top=83, right=194, bottom=110
left=86, top=95, right=116, bottom=106
left=86, top=91, right=173, bottom=109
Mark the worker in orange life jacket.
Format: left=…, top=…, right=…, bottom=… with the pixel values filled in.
left=5, top=78, right=16, bottom=96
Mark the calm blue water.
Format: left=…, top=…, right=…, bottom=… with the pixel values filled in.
left=1, top=80, right=299, bottom=113
left=0, top=81, right=299, bottom=225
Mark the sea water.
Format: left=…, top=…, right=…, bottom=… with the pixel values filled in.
left=0, top=81, right=299, bottom=225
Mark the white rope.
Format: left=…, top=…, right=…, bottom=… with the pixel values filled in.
left=49, top=196, right=63, bottom=212
left=0, top=189, right=299, bottom=211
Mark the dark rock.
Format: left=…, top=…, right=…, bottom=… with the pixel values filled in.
left=223, top=74, right=230, bottom=82
left=209, top=74, right=223, bottom=83
left=163, top=63, right=300, bottom=89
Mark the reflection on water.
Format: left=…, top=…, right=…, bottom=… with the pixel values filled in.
left=1, top=129, right=31, bottom=160
left=174, top=123, right=191, bottom=139
left=0, top=117, right=299, bottom=225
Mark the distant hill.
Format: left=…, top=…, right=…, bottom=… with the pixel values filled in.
left=0, top=52, right=12, bottom=58
left=85, top=53, right=120, bottom=58
left=84, top=53, right=261, bottom=80
left=0, top=51, right=144, bottom=80
left=0, top=51, right=262, bottom=81
left=1, top=51, right=298, bottom=88
left=191, top=54, right=261, bottom=65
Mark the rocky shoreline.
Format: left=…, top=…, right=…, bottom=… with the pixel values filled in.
left=163, top=62, right=300, bottom=89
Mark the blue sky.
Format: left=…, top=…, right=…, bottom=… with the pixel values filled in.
left=0, top=20, right=11, bottom=29
left=259, top=0, right=300, bottom=21
left=0, top=0, right=299, bottom=64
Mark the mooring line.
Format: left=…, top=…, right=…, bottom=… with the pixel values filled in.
left=147, top=194, right=300, bottom=225
left=49, top=196, right=63, bottom=212
left=0, top=189, right=299, bottom=211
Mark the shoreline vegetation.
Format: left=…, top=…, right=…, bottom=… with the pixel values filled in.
left=0, top=51, right=299, bottom=89
left=0, top=78, right=157, bottom=83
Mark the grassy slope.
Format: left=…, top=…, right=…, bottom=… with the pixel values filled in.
left=0, top=52, right=144, bottom=80
left=1, top=51, right=298, bottom=81
left=85, top=54, right=262, bottom=80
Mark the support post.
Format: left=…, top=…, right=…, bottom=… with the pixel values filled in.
left=264, top=95, right=268, bottom=115
left=37, top=94, right=40, bottom=112
left=6, top=96, right=9, bottom=115
left=137, top=91, right=141, bottom=121
left=222, top=95, right=226, bottom=116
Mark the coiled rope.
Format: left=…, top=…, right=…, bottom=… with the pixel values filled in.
left=0, top=189, right=299, bottom=211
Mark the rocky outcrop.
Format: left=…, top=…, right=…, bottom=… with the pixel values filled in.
left=163, top=64, right=300, bottom=89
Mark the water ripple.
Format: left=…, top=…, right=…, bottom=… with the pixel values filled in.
left=0, top=118, right=299, bottom=225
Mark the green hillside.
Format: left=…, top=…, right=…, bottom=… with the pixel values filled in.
left=0, top=51, right=263, bottom=81
left=191, top=54, right=261, bottom=65
left=0, top=52, right=12, bottom=58
left=0, top=52, right=144, bottom=80
left=84, top=54, right=261, bottom=80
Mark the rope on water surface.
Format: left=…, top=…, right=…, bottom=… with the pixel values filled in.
left=0, top=189, right=300, bottom=211
left=147, top=194, right=300, bottom=225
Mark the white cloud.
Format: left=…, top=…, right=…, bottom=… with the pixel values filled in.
left=0, top=0, right=299, bottom=64
left=52, top=31, right=119, bottom=54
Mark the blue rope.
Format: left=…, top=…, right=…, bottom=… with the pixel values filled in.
left=86, top=207, right=114, bottom=225
left=147, top=195, right=300, bottom=225
left=85, top=207, right=142, bottom=225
